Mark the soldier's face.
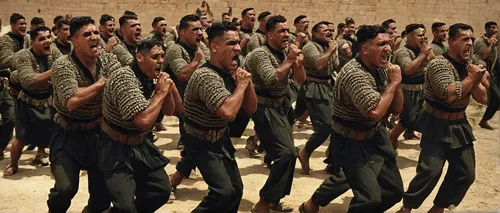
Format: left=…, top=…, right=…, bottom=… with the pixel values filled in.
left=12, top=19, right=27, bottom=37
left=210, top=30, right=241, bottom=72
left=433, top=25, right=448, bottom=42
left=72, top=24, right=100, bottom=59
left=408, top=28, right=426, bottom=50
left=243, top=10, right=256, bottom=27
left=327, top=24, right=335, bottom=39
left=200, top=15, right=209, bottom=27
left=268, top=22, right=290, bottom=50
left=122, top=19, right=142, bottom=45
left=182, top=21, right=203, bottom=47
left=295, top=18, right=309, bottom=33
left=154, top=20, right=168, bottom=37
left=347, top=23, right=356, bottom=34
left=386, top=23, right=397, bottom=38
left=58, top=24, right=70, bottom=44
left=487, top=25, right=498, bottom=36
left=259, top=15, right=271, bottom=29
left=33, top=30, right=52, bottom=56
left=314, top=24, right=332, bottom=42
left=137, top=45, right=165, bottom=79
left=362, top=33, right=391, bottom=69
left=100, top=20, right=115, bottom=38
left=449, top=29, right=473, bottom=61
left=222, top=15, right=231, bottom=22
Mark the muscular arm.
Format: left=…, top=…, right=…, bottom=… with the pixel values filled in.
left=242, top=81, right=257, bottom=114
left=315, top=48, right=335, bottom=72
left=66, top=80, right=106, bottom=111
left=132, top=90, right=169, bottom=130
left=216, top=84, right=246, bottom=122
left=397, top=51, right=427, bottom=76
left=470, top=82, right=488, bottom=105
left=366, top=83, right=400, bottom=121
left=291, top=61, right=306, bottom=84
left=388, top=84, right=403, bottom=115
left=177, top=60, right=200, bottom=82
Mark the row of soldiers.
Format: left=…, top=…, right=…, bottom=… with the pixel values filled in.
left=0, top=7, right=495, bottom=213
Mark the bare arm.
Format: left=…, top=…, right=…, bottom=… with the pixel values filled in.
left=242, top=81, right=257, bottom=114
left=291, top=57, right=306, bottom=84
left=470, top=82, right=488, bottom=105
left=216, top=83, right=247, bottom=122
left=132, top=74, right=172, bottom=130
left=367, top=82, right=400, bottom=121
left=315, top=46, right=336, bottom=72
left=388, top=84, right=403, bottom=115
left=401, top=54, right=427, bottom=76
left=66, top=79, right=106, bottom=111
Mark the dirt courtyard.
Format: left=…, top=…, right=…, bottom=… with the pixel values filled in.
left=0, top=105, right=499, bottom=213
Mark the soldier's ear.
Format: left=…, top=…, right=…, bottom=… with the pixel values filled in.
left=136, top=53, right=144, bottom=63
left=210, top=42, right=218, bottom=53
left=361, top=44, right=369, bottom=55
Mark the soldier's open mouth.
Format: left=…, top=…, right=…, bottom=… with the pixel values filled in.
left=43, top=46, right=50, bottom=50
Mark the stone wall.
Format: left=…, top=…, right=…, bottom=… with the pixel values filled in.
left=0, top=0, right=499, bottom=36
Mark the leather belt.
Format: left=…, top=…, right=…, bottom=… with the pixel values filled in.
left=331, top=121, right=376, bottom=141
left=184, top=122, right=227, bottom=143
left=18, top=90, right=50, bottom=107
left=257, top=96, right=284, bottom=108
left=424, top=102, right=465, bottom=121
left=54, top=113, right=102, bottom=132
left=101, top=121, right=148, bottom=145
left=401, top=83, right=424, bottom=91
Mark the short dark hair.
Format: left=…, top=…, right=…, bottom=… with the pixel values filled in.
left=206, top=21, right=238, bottom=44
left=179, top=15, right=200, bottom=31
left=405, top=23, right=425, bottom=34
left=222, top=12, right=230, bottom=17
left=345, top=17, right=355, bottom=25
left=69, top=16, right=95, bottom=38
left=485, top=21, right=497, bottom=30
left=56, top=19, right=70, bottom=29
left=312, top=21, right=331, bottom=33
left=265, top=15, right=286, bottom=32
left=294, top=15, right=307, bottom=25
left=431, top=22, right=446, bottom=32
left=99, top=14, right=115, bottom=26
left=152, top=17, right=165, bottom=26
left=53, top=15, right=64, bottom=25
left=449, top=23, right=473, bottom=39
left=337, top=23, right=346, bottom=29
left=381, top=19, right=395, bottom=29
left=401, top=30, right=407, bottom=37
left=31, top=17, right=45, bottom=26
left=258, top=11, right=271, bottom=21
left=241, top=8, right=254, bottom=17
left=356, top=25, right=386, bottom=45
left=137, top=39, right=163, bottom=55
left=119, top=15, right=138, bottom=27
left=124, top=10, right=137, bottom=16
left=30, top=26, right=51, bottom=41
left=10, top=13, right=25, bottom=25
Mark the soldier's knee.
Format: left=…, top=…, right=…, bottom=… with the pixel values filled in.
left=464, top=167, right=476, bottom=186
left=56, top=181, right=79, bottom=199
left=218, top=187, right=236, bottom=207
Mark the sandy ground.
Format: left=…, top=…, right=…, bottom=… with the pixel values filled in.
left=0, top=102, right=499, bottom=213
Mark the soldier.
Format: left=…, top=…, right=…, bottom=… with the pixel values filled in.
left=297, top=21, right=339, bottom=175
left=390, top=24, right=434, bottom=148
left=144, top=17, right=175, bottom=46
left=335, top=23, right=347, bottom=40
left=474, top=21, right=498, bottom=130
left=0, top=13, right=28, bottom=161
left=4, top=26, right=62, bottom=176
left=182, top=21, right=256, bottom=212
left=51, top=19, right=72, bottom=55
left=345, top=17, right=356, bottom=34
left=239, top=8, right=256, bottom=57
left=382, top=19, right=403, bottom=52
left=222, top=12, right=231, bottom=22
left=98, top=14, right=119, bottom=52
left=97, top=39, right=180, bottom=212
left=245, top=15, right=306, bottom=213
left=430, top=22, right=448, bottom=56
left=243, top=11, right=271, bottom=157
left=290, top=15, right=311, bottom=48
left=165, top=14, right=209, bottom=198
left=30, top=17, right=46, bottom=30
left=329, top=25, right=405, bottom=212
left=397, top=23, right=488, bottom=213
left=52, top=15, right=64, bottom=37
left=246, top=11, right=271, bottom=53
left=112, top=15, right=142, bottom=67
left=47, top=16, right=121, bottom=212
